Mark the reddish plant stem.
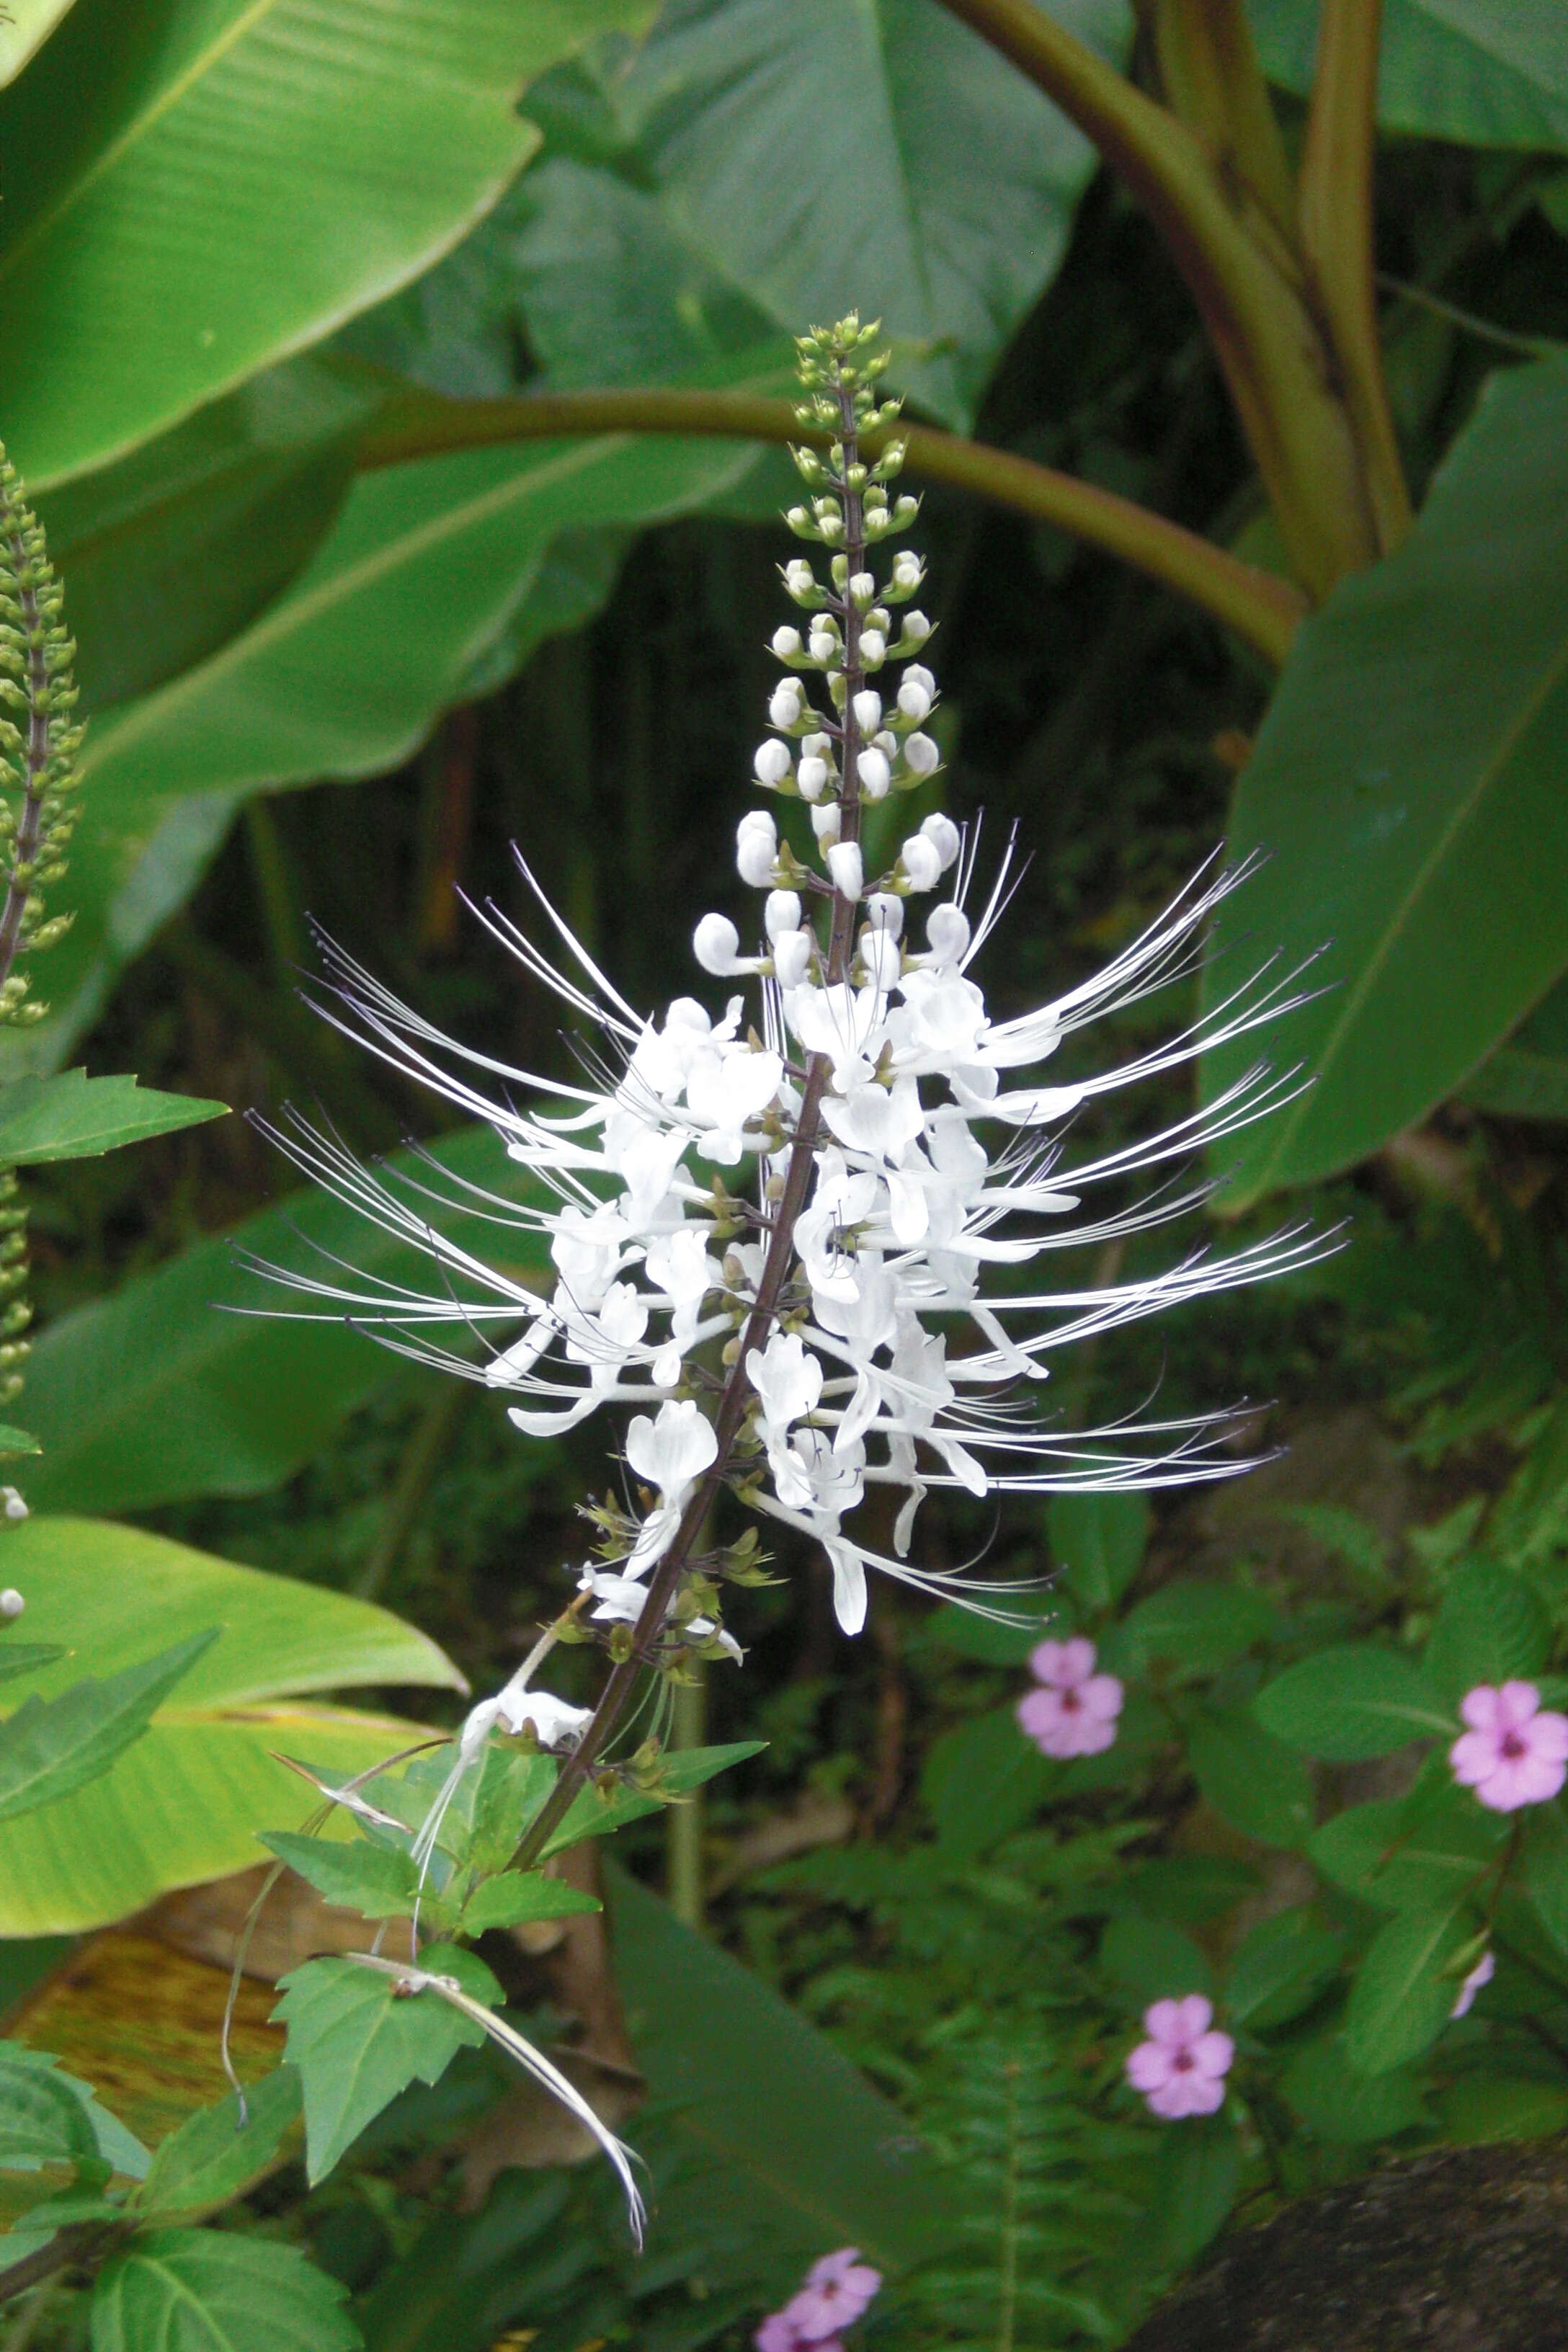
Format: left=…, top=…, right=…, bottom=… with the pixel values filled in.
left=512, top=378, right=870, bottom=1871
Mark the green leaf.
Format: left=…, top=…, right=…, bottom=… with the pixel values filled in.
left=1344, top=1904, right=1473, bottom=2075
left=1148, top=2111, right=1241, bottom=2266
left=539, top=1740, right=766, bottom=1857
left=1202, top=359, right=1568, bottom=1200
left=1099, top=1915, right=1213, bottom=2009
left=1423, top=1555, right=1551, bottom=1705
left=915, top=1600, right=1052, bottom=1665
left=1309, top=1791, right=1506, bottom=1912
left=138, top=2070, right=302, bottom=2223
left=1462, top=971, right=1568, bottom=1121
left=0, top=1425, right=38, bottom=1458
left=21, top=1123, right=548, bottom=1514
left=573, top=0, right=1131, bottom=432
left=1048, top=1489, right=1150, bottom=1613
left=0, top=1515, right=460, bottom=1932
left=1252, top=0, right=1568, bottom=154
left=607, top=1864, right=956, bottom=2276
left=258, top=1831, right=422, bottom=1923
left=91, top=2229, right=359, bottom=2352
left=0, top=1629, right=215, bottom=1824
left=0, top=1644, right=63, bottom=1687
left=0, top=0, right=655, bottom=491
left=0, top=1, right=77, bottom=89
left=1439, top=2072, right=1568, bottom=2144
left=1254, top=1644, right=1452, bottom=1759
left=275, top=1945, right=500, bottom=2183
left=0, top=1070, right=227, bottom=1164
left=457, top=1870, right=601, bottom=1934
left=1281, top=2034, right=1430, bottom=2143
left=1226, top=1907, right=1344, bottom=2030
left=1108, top=1581, right=1277, bottom=1683
left=39, top=360, right=376, bottom=713
left=1185, top=1704, right=1317, bottom=1848
left=0, top=2043, right=102, bottom=2172
left=0, top=380, right=772, bottom=1079
left=1522, top=1801, right=1568, bottom=1955
left=920, top=1705, right=1052, bottom=1862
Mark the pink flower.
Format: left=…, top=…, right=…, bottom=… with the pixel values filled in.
left=1016, top=1635, right=1123, bottom=1758
left=1450, top=1681, right=1568, bottom=1812
left=756, top=2319, right=807, bottom=2352
left=1125, top=1995, right=1234, bottom=2119
left=783, top=2248, right=881, bottom=2343
left=1450, top=1949, right=1495, bottom=2019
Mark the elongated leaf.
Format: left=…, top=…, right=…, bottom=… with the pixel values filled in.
left=0, top=1644, right=61, bottom=1687
left=1252, top=0, right=1568, bottom=153
left=1185, top=1705, right=1315, bottom=1848
left=1523, top=1801, right=1568, bottom=1956
left=0, top=1070, right=226, bottom=1164
left=0, top=0, right=77, bottom=87
left=1255, top=1645, right=1452, bottom=1760
left=1422, top=1556, right=1551, bottom=1704
left=0, top=1629, right=214, bottom=1824
left=0, top=405, right=767, bottom=1078
left=1149, top=2112, right=1241, bottom=2266
left=0, top=2043, right=102, bottom=2172
left=1309, top=1788, right=1506, bottom=1912
left=607, top=1866, right=955, bottom=2276
left=275, top=1945, right=500, bottom=2183
left=137, top=2072, right=302, bottom=2223
left=1226, top=1907, right=1344, bottom=2030
left=1281, top=2034, right=1430, bottom=2143
left=39, top=359, right=375, bottom=712
left=1344, top=1903, right=1472, bottom=2075
left=0, top=0, right=655, bottom=490
left=1107, top=1581, right=1276, bottom=1683
left=539, top=1740, right=766, bottom=1856
left=1462, top=971, right=1568, bottom=1121
left=92, top=2229, right=359, bottom=2352
left=1203, top=359, right=1568, bottom=1200
left=1048, top=1489, right=1150, bottom=1613
left=456, top=1869, right=600, bottom=1934
left=0, top=1516, right=460, bottom=1930
left=921, top=1705, right=1052, bottom=1861
left=598, top=0, right=1130, bottom=431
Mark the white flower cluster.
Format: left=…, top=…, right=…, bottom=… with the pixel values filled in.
left=253, top=316, right=1317, bottom=1674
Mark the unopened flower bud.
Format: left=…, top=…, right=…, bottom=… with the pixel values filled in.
left=0, top=1587, right=20, bottom=1618
left=754, top=739, right=793, bottom=788
left=769, top=679, right=805, bottom=729
left=772, top=625, right=803, bottom=658
left=901, top=610, right=931, bottom=643
left=865, top=891, right=904, bottom=940
left=827, top=842, right=864, bottom=901
left=904, top=664, right=936, bottom=698
left=892, top=551, right=923, bottom=592
left=784, top=560, right=816, bottom=602
left=897, top=680, right=932, bottom=723
left=858, top=747, right=891, bottom=801
left=787, top=504, right=813, bottom=533
left=772, top=927, right=814, bottom=987
left=851, top=690, right=881, bottom=734
left=797, top=755, right=830, bottom=802
left=903, top=731, right=940, bottom=777
left=921, top=812, right=962, bottom=873
left=694, top=913, right=743, bottom=976
left=926, top=904, right=971, bottom=964
left=849, top=571, right=875, bottom=605
left=808, top=625, right=837, bottom=664
left=899, top=835, right=942, bottom=892
left=0, top=1489, right=25, bottom=1525
left=736, top=810, right=779, bottom=886
left=765, top=888, right=802, bottom=942
left=811, top=801, right=843, bottom=846
left=859, top=628, right=886, bottom=668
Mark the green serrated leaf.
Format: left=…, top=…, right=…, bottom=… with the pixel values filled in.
left=1423, top=1555, right=1551, bottom=1704
left=91, top=2228, right=359, bottom=2352
left=0, top=1071, right=228, bottom=1164
left=1344, top=1904, right=1473, bottom=2075
left=458, top=1870, right=601, bottom=1934
left=0, top=1643, right=64, bottom=1687
left=1309, top=1791, right=1506, bottom=1912
left=0, top=2043, right=102, bottom=2173
left=1255, top=1644, right=1453, bottom=1760
left=1108, top=1582, right=1276, bottom=1684
left=137, top=2070, right=301, bottom=2222
left=539, top=1741, right=765, bottom=1858
left=274, top=1944, right=501, bottom=2183
left=0, top=1629, right=216, bottom=1823
left=259, top=1830, right=422, bottom=1921
left=1185, top=1704, right=1316, bottom=1848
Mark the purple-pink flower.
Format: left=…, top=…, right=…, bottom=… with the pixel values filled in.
left=1017, top=1635, right=1123, bottom=1759
left=1450, top=1681, right=1568, bottom=1812
left=1125, top=1995, right=1234, bottom=2119
left=1450, top=1948, right=1495, bottom=2019
left=755, top=2248, right=881, bottom=2349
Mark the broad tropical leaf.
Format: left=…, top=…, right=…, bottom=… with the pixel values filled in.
left=1252, top=0, right=1568, bottom=154
left=0, top=1518, right=461, bottom=1931
left=1203, top=359, right=1568, bottom=1200
left=0, top=0, right=655, bottom=489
